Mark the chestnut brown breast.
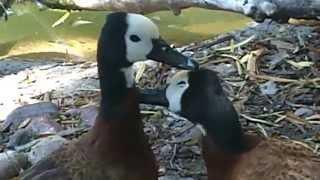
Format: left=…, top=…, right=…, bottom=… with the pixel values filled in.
left=203, top=134, right=320, bottom=180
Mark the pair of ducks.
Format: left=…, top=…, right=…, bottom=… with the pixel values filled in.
left=21, top=12, right=320, bottom=180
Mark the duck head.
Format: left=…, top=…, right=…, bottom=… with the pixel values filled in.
left=140, top=69, right=246, bottom=153
left=98, top=12, right=198, bottom=74
left=98, top=12, right=199, bottom=119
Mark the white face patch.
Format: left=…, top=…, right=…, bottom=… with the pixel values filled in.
left=121, top=67, right=134, bottom=88
left=125, top=13, right=160, bottom=62
left=166, top=70, right=189, bottom=113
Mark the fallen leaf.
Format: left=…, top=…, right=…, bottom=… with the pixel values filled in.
left=287, top=60, right=314, bottom=69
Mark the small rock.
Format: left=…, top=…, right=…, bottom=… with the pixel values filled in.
left=66, top=105, right=99, bottom=127
left=26, top=116, right=63, bottom=135
left=211, top=63, right=237, bottom=77
left=0, top=59, right=48, bottom=76
left=294, top=108, right=314, bottom=118
left=7, top=117, right=63, bottom=149
left=2, top=102, right=59, bottom=131
left=28, top=135, right=67, bottom=164
left=7, top=129, right=35, bottom=149
left=160, top=144, right=172, bottom=155
left=270, top=40, right=295, bottom=50
left=0, top=132, right=9, bottom=145
left=0, top=150, right=28, bottom=180
left=259, top=81, right=279, bottom=95
left=265, top=50, right=289, bottom=68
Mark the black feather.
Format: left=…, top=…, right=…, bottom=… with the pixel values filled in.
left=181, top=69, right=246, bottom=153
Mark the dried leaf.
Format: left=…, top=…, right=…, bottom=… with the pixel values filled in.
left=287, top=60, right=314, bottom=69
left=135, top=63, right=146, bottom=82
left=215, top=35, right=256, bottom=51
left=307, top=114, right=320, bottom=121
left=246, top=48, right=265, bottom=79
left=285, top=112, right=309, bottom=125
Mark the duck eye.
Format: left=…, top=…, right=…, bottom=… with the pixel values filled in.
left=177, top=81, right=186, bottom=86
left=130, top=35, right=141, bottom=42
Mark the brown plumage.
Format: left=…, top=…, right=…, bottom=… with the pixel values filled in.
left=203, top=134, right=320, bottom=180
left=21, top=91, right=157, bottom=180
left=140, top=69, right=320, bottom=180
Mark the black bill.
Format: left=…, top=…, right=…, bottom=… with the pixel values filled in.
left=147, top=38, right=199, bottom=70
left=138, top=88, right=169, bottom=107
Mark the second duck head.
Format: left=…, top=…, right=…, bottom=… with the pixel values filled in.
left=140, top=69, right=247, bottom=153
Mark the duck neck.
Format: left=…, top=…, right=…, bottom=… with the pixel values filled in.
left=98, top=63, right=136, bottom=121
left=90, top=48, right=153, bottom=154
left=96, top=11, right=137, bottom=121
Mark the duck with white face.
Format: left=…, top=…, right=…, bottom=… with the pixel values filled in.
left=97, top=12, right=199, bottom=119
left=98, top=13, right=198, bottom=85
left=125, top=14, right=198, bottom=69
left=20, top=12, right=199, bottom=180
left=139, top=69, right=245, bottom=153
left=140, top=69, right=320, bottom=180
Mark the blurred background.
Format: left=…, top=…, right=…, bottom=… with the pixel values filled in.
left=0, top=2, right=249, bottom=60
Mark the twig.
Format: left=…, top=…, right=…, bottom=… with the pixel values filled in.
left=251, top=74, right=298, bottom=83
left=163, top=109, right=188, bottom=122
left=136, top=65, right=146, bottom=83
left=307, top=114, right=320, bottom=121
left=78, top=88, right=100, bottom=92
left=285, top=112, right=309, bottom=125
left=240, top=113, right=280, bottom=127
left=256, top=123, right=268, bottom=137
left=257, top=111, right=285, bottom=118
left=140, top=110, right=158, bottom=115
left=169, top=144, right=177, bottom=168
left=174, top=123, right=196, bottom=137
left=215, top=35, right=256, bottom=51
left=291, top=140, right=314, bottom=151
left=309, top=121, right=320, bottom=125
left=314, top=144, right=320, bottom=155
left=274, top=115, right=287, bottom=123
left=189, top=35, right=234, bottom=50
left=218, top=54, right=244, bottom=75
left=252, top=74, right=320, bottom=85
left=194, top=53, right=213, bottom=62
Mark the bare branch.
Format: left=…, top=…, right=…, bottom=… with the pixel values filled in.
left=2, top=0, right=320, bottom=22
